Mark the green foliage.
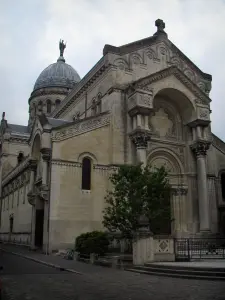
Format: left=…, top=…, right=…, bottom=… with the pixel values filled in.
left=75, top=231, right=109, bottom=255
left=102, top=164, right=172, bottom=238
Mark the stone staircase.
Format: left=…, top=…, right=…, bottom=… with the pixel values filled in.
left=126, top=263, right=225, bottom=281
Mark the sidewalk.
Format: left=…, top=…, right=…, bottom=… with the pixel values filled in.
left=0, top=243, right=123, bottom=276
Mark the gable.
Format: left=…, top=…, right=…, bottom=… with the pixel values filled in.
left=105, top=22, right=211, bottom=97
left=132, top=66, right=211, bottom=107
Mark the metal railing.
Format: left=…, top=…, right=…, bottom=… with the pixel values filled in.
left=174, top=238, right=225, bottom=261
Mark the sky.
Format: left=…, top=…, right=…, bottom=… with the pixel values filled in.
left=1, top=0, right=225, bottom=139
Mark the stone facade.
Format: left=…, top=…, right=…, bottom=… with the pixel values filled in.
left=0, top=19, right=225, bottom=252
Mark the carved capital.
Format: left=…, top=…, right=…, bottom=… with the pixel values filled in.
left=39, top=185, right=49, bottom=201
left=130, top=129, right=151, bottom=148
left=27, top=192, right=35, bottom=206
left=191, top=140, right=210, bottom=157
left=172, top=187, right=188, bottom=196
left=28, top=159, right=37, bottom=171
left=40, top=148, right=51, bottom=161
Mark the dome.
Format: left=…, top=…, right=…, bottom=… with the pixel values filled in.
left=33, top=50, right=81, bottom=91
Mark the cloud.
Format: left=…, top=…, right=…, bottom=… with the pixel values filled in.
left=0, top=0, right=225, bottom=139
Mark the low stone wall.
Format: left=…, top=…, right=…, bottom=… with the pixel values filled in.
left=0, top=232, right=31, bottom=246
left=133, top=234, right=175, bottom=265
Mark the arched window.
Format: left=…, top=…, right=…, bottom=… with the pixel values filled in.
left=47, top=100, right=52, bottom=113
left=96, top=93, right=102, bottom=114
left=81, top=157, right=91, bottom=190
left=17, top=152, right=24, bottom=164
left=221, top=173, right=225, bottom=202
left=38, top=101, right=43, bottom=112
left=91, top=99, right=96, bottom=116
left=55, top=99, right=61, bottom=107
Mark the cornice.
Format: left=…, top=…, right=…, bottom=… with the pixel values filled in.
left=29, top=86, right=69, bottom=103
left=51, top=112, right=110, bottom=142
left=51, top=159, right=82, bottom=167
left=132, top=66, right=211, bottom=105
left=51, top=159, right=120, bottom=172
left=2, top=157, right=30, bottom=186
left=212, top=133, right=225, bottom=155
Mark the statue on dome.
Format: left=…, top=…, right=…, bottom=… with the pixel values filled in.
left=59, top=39, right=66, bottom=57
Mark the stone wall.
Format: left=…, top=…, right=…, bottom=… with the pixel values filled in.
left=48, top=117, right=112, bottom=250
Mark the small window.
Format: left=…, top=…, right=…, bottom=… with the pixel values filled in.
left=38, top=101, right=43, bottom=112
left=17, top=152, right=24, bottom=164
left=55, top=99, right=61, bottom=107
left=91, top=99, right=96, bottom=116
left=81, top=157, right=92, bottom=190
left=47, top=100, right=52, bottom=113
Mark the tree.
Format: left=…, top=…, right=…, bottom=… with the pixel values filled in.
left=102, top=164, right=172, bottom=238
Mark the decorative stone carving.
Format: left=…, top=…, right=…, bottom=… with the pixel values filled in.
left=128, top=89, right=154, bottom=116
left=39, top=185, right=49, bottom=201
left=27, top=192, right=35, bottom=206
left=172, top=187, right=188, bottom=196
left=52, top=113, right=110, bottom=141
left=191, top=140, right=210, bottom=157
left=40, top=148, right=51, bottom=161
left=130, top=129, right=151, bottom=148
left=188, top=105, right=210, bottom=127
left=28, top=159, right=37, bottom=171
left=134, top=66, right=210, bottom=106
left=150, top=108, right=174, bottom=138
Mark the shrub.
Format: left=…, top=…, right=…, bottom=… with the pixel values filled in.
left=75, top=231, right=109, bottom=256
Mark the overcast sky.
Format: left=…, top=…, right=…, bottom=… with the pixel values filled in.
left=1, top=0, right=225, bottom=139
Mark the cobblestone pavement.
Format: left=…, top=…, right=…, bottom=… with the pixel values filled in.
left=1, top=250, right=225, bottom=299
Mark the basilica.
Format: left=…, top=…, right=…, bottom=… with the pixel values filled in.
left=0, top=19, right=225, bottom=252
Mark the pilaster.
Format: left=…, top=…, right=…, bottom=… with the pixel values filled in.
left=171, top=187, right=188, bottom=236
left=40, top=147, right=51, bottom=254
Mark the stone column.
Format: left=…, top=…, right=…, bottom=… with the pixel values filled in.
left=40, top=148, right=51, bottom=254
left=27, top=159, right=37, bottom=249
left=130, top=129, right=151, bottom=167
left=191, top=141, right=211, bottom=233
left=171, top=187, right=188, bottom=237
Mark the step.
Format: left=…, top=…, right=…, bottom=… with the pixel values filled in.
left=145, top=263, right=225, bottom=272
left=133, top=265, right=225, bottom=277
left=126, top=268, right=225, bottom=281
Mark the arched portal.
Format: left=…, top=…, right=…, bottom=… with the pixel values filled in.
left=147, top=149, right=186, bottom=236
left=153, top=87, right=195, bottom=126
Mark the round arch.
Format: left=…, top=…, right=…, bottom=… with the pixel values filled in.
left=147, top=147, right=184, bottom=175
left=78, top=152, right=98, bottom=164
left=152, top=87, right=195, bottom=124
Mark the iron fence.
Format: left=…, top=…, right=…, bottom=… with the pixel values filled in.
left=174, top=238, right=225, bottom=261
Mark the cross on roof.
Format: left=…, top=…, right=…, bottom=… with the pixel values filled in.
left=155, top=19, right=165, bottom=32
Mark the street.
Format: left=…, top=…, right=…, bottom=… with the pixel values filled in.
left=0, top=251, right=225, bottom=300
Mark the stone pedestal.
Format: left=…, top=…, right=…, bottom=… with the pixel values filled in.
left=133, top=234, right=154, bottom=265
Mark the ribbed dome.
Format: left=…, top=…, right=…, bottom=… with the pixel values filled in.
left=33, top=56, right=81, bottom=91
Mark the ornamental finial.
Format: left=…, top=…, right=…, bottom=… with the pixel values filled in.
left=59, top=39, right=66, bottom=56
left=154, top=19, right=167, bottom=38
